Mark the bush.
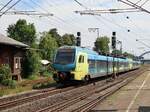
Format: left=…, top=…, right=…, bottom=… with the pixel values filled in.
left=28, top=75, right=38, bottom=80
left=2, top=79, right=17, bottom=89
left=22, top=50, right=41, bottom=78
left=33, top=82, right=51, bottom=89
left=32, top=83, right=42, bottom=89
left=0, top=65, right=11, bottom=82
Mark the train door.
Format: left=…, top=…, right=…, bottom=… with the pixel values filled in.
left=128, top=59, right=133, bottom=70
left=75, top=52, right=88, bottom=80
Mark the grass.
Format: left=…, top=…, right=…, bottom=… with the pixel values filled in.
left=32, top=81, right=56, bottom=89
left=0, top=86, right=33, bottom=97
left=28, top=75, right=39, bottom=80
left=0, top=75, right=55, bottom=97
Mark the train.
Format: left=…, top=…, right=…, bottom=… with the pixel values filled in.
left=52, top=46, right=141, bottom=83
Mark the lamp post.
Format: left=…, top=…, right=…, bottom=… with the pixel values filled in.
left=88, top=28, right=100, bottom=38
left=117, top=40, right=122, bottom=55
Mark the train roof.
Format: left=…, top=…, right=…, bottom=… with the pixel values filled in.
left=59, top=46, right=140, bottom=62
left=59, top=46, right=98, bottom=55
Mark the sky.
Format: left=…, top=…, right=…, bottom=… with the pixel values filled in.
left=0, top=0, right=150, bottom=58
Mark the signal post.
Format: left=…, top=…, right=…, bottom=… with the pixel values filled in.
left=112, top=32, right=117, bottom=79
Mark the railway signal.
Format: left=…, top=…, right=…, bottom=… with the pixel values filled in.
left=112, top=32, right=117, bottom=79
left=112, top=32, right=116, bottom=50
left=76, top=32, right=81, bottom=46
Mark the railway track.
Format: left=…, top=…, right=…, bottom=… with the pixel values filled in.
left=0, top=67, right=147, bottom=112
left=0, top=87, right=55, bottom=104
left=37, top=68, right=147, bottom=112
left=71, top=75, right=137, bottom=112
left=0, top=86, right=76, bottom=111
left=0, top=76, right=108, bottom=111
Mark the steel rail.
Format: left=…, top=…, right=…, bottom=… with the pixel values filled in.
left=37, top=69, right=146, bottom=112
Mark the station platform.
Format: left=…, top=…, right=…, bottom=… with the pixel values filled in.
left=91, top=69, right=150, bottom=112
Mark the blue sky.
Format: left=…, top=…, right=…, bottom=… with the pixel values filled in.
left=0, top=0, right=150, bottom=58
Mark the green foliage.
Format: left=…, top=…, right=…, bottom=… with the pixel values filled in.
left=2, top=79, right=17, bottom=89
left=40, top=66, right=53, bottom=77
left=39, top=32, right=58, bottom=60
left=0, top=65, right=11, bottom=82
left=43, top=71, right=52, bottom=77
left=94, top=36, right=110, bottom=54
left=123, top=52, right=134, bottom=59
left=28, top=75, right=38, bottom=80
left=0, top=65, right=17, bottom=88
left=41, top=28, right=76, bottom=48
left=22, top=50, right=41, bottom=78
left=48, top=28, right=63, bottom=47
left=32, top=83, right=42, bottom=89
left=7, top=19, right=36, bottom=46
left=111, top=50, right=135, bottom=59
left=62, top=34, right=76, bottom=46
left=7, top=19, right=41, bottom=79
left=32, top=82, right=54, bottom=89
left=112, top=49, right=122, bottom=56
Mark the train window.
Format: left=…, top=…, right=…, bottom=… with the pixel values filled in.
left=88, top=60, right=95, bottom=68
left=55, top=49, right=75, bottom=64
left=79, top=55, right=84, bottom=63
left=82, top=56, right=84, bottom=63
left=79, top=56, right=82, bottom=63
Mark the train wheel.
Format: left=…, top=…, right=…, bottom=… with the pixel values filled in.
left=84, top=75, right=90, bottom=83
left=56, top=81, right=60, bottom=84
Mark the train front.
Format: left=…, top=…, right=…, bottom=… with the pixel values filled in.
left=52, top=47, right=76, bottom=83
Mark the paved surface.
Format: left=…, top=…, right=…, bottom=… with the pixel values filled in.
left=91, top=69, right=150, bottom=112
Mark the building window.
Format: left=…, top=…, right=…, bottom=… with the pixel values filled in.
left=15, top=58, right=19, bottom=69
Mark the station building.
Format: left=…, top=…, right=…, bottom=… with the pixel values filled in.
left=0, top=34, right=28, bottom=80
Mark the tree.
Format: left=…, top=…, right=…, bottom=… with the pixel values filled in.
left=0, top=65, right=11, bottom=82
left=22, top=50, right=41, bottom=78
left=62, top=34, right=76, bottom=46
left=7, top=19, right=41, bottom=77
left=123, top=52, right=134, bottom=59
left=94, top=36, right=110, bottom=54
left=48, top=28, right=62, bottom=47
left=112, top=49, right=122, bottom=56
left=7, top=19, right=36, bottom=46
left=39, top=32, right=58, bottom=61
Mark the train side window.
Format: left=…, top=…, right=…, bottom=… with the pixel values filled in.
left=79, top=55, right=82, bottom=63
left=82, top=56, right=84, bottom=63
left=79, top=55, right=84, bottom=63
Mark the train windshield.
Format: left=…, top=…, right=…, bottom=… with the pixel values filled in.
left=54, top=49, right=75, bottom=64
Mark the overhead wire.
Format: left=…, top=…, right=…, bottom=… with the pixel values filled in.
left=73, top=0, right=147, bottom=53
left=46, top=0, right=92, bottom=31
left=74, top=0, right=88, bottom=9
left=116, top=0, right=150, bottom=41
left=22, top=0, right=67, bottom=31
left=115, top=0, right=150, bottom=53
left=97, top=2, right=136, bottom=50
left=21, top=1, right=57, bottom=26
left=30, top=0, right=90, bottom=34
left=0, top=0, right=13, bottom=12
left=22, top=0, right=87, bottom=35
left=73, top=0, right=129, bottom=49
left=0, top=0, right=22, bottom=17
left=135, top=0, right=143, bottom=4
left=73, top=0, right=129, bottom=33
left=73, top=0, right=115, bottom=32
left=74, top=0, right=149, bottom=42
left=140, top=0, right=150, bottom=6
left=46, top=0, right=108, bottom=45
